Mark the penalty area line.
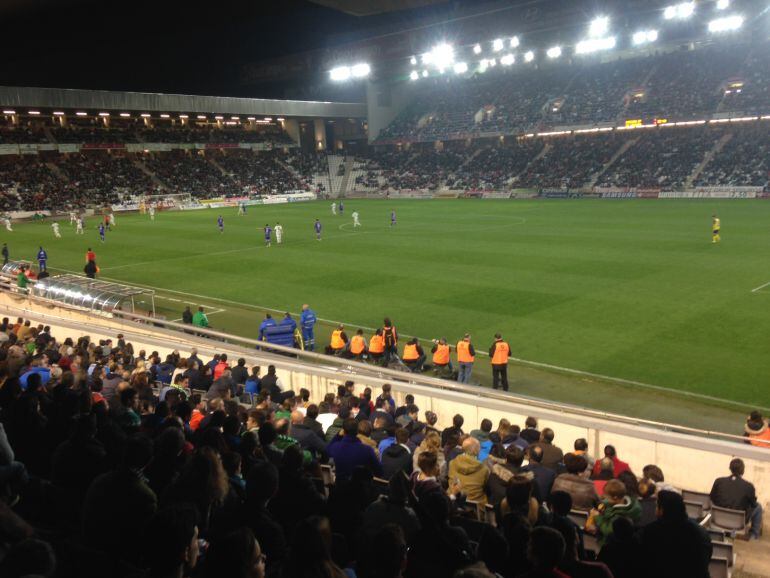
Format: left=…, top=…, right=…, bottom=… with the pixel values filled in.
left=750, top=281, right=770, bottom=293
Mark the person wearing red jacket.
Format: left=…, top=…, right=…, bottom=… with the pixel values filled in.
left=591, top=445, right=630, bottom=479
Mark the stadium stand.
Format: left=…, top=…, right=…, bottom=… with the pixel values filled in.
left=142, top=150, right=241, bottom=198
left=0, top=304, right=765, bottom=577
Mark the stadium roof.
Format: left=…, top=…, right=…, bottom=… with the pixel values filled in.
left=0, top=86, right=366, bottom=119
left=309, top=0, right=448, bottom=16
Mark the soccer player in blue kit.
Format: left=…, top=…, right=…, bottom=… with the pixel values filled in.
left=314, top=218, right=322, bottom=241
left=217, top=215, right=224, bottom=233
left=390, top=210, right=396, bottom=227
left=37, top=246, right=48, bottom=272
left=339, top=201, right=344, bottom=215
left=98, top=223, right=106, bottom=243
left=264, top=224, right=272, bottom=247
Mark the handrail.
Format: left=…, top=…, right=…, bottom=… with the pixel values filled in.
left=0, top=286, right=759, bottom=447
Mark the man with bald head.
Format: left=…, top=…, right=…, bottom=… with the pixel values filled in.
left=289, top=409, right=327, bottom=459
left=448, top=436, right=490, bottom=505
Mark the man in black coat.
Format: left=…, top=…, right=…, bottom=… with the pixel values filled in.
left=302, top=404, right=325, bottom=440
left=523, top=445, right=555, bottom=503
left=289, top=411, right=326, bottom=460
left=639, top=491, right=712, bottom=577
left=710, top=458, right=763, bottom=540
left=381, top=428, right=413, bottom=480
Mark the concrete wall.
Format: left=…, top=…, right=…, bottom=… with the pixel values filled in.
left=366, top=79, right=413, bottom=143
left=2, top=291, right=768, bottom=530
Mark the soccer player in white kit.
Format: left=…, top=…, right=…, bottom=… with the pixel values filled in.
left=109, top=212, right=116, bottom=227
left=69, top=211, right=77, bottom=226
left=238, top=203, right=246, bottom=216
left=331, top=202, right=336, bottom=215
left=352, top=211, right=360, bottom=227
left=76, top=217, right=84, bottom=234
left=52, top=222, right=61, bottom=238
left=275, top=223, right=283, bottom=244
left=149, top=205, right=156, bottom=221
left=4, top=218, right=12, bottom=232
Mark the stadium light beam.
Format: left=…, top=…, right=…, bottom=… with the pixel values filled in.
left=664, top=2, right=695, bottom=20
left=716, top=0, right=729, bottom=9
left=410, top=56, right=417, bottom=65
left=421, top=69, right=429, bottom=77
left=708, top=14, right=743, bottom=32
left=473, top=43, right=482, bottom=54
left=410, top=70, right=419, bottom=81
left=330, top=66, right=351, bottom=81
left=453, top=61, right=468, bottom=74
left=575, top=36, right=616, bottom=54
left=632, top=29, right=659, bottom=45
left=351, top=63, right=371, bottom=78
left=524, top=50, right=535, bottom=62
left=589, top=16, right=610, bottom=37
left=429, top=43, right=455, bottom=72
left=546, top=46, right=562, bottom=59
left=500, top=53, right=515, bottom=66
left=492, top=38, right=504, bottom=52
left=510, top=36, right=520, bottom=48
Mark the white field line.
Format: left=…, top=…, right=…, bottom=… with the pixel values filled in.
left=53, top=266, right=768, bottom=412
left=750, top=281, right=770, bottom=293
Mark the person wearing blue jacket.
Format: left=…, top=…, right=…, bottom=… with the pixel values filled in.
left=258, top=314, right=277, bottom=340
left=280, top=312, right=297, bottom=332
left=300, top=304, right=317, bottom=351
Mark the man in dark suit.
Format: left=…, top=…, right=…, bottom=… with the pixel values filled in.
left=710, top=458, right=763, bottom=540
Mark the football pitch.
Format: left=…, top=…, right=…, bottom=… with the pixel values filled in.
left=5, top=199, right=770, bottom=429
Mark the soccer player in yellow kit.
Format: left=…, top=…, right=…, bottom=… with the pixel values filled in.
left=712, top=214, right=721, bottom=243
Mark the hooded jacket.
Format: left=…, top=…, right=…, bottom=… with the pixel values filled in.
left=469, top=429, right=493, bottom=462
left=448, top=453, right=490, bottom=505
left=381, top=443, right=412, bottom=480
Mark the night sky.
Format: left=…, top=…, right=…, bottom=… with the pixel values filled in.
left=0, top=0, right=360, bottom=97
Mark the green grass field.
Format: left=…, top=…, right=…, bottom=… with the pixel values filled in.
left=5, top=199, right=770, bottom=423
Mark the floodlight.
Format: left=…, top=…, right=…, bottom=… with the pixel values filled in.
left=664, top=2, right=694, bottom=20
left=473, top=43, right=482, bottom=54
left=429, top=43, right=455, bottom=71
left=524, top=50, right=535, bottom=62
left=330, top=66, right=351, bottom=81
left=76, top=112, right=88, bottom=116
left=351, top=63, right=371, bottom=78
left=277, top=117, right=285, bottom=122
left=489, top=58, right=497, bottom=67
left=120, top=113, right=131, bottom=117
left=632, top=29, right=659, bottom=45
left=160, top=114, right=170, bottom=118
left=410, top=70, right=419, bottom=80
left=716, top=0, right=729, bottom=9
left=589, top=16, right=610, bottom=37
left=98, top=112, right=110, bottom=117
left=500, top=53, right=515, bottom=66
left=2, top=110, right=15, bottom=114
left=53, top=111, right=65, bottom=116
left=422, top=70, right=429, bottom=77
left=197, top=115, right=207, bottom=119
left=140, top=113, right=151, bottom=118
left=510, top=36, right=520, bottom=48
left=708, top=14, right=743, bottom=32
left=479, top=59, right=489, bottom=72
left=575, top=36, right=616, bottom=54
left=546, top=46, right=562, bottom=58
left=453, top=62, right=468, bottom=74
left=492, top=38, right=504, bottom=52
left=410, top=56, right=417, bottom=65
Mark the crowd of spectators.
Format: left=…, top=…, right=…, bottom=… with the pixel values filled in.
left=0, top=318, right=764, bottom=578
left=143, top=150, right=241, bottom=198
left=597, top=127, right=721, bottom=189
left=0, top=124, right=49, bottom=144
left=50, top=127, right=141, bottom=144
left=55, top=153, right=156, bottom=204
left=695, top=125, right=770, bottom=188
left=0, top=155, right=65, bottom=212
left=137, top=126, right=293, bottom=145
left=216, top=151, right=304, bottom=196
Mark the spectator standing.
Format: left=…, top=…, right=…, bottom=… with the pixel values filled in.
left=709, top=458, right=763, bottom=540
left=489, top=333, right=511, bottom=391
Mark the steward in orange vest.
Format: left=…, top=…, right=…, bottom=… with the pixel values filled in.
left=348, top=329, right=368, bottom=359
left=368, top=329, right=385, bottom=364
left=431, top=338, right=453, bottom=376
left=325, top=324, right=348, bottom=355
left=489, top=333, right=511, bottom=391
left=745, top=412, right=770, bottom=448
left=402, top=338, right=426, bottom=373
left=456, top=334, right=475, bottom=384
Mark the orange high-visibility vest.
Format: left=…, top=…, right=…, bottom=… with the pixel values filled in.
left=433, top=344, right=450, bottom=365
left=330, top=330, right=345, bottom=350
left=369, top=334, right=385, bottom=354
left=457, top=340, right=474, bottom=363
left=491, top=341, right=510, bottom=365
left=748, top=429, right=770, bottom=448
left=350, top=335, right=366, bottom=355
left=403, top=343, right=420, bottom=361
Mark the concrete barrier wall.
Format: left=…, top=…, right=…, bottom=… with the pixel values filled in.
left=2, top=291, right=768, bottom=530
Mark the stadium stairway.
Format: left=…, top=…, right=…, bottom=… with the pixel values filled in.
left=44, top=160, right=68, bottom=183
left=511, top=143, right=552, bottom=185
left=686, top=131, right=734, bottom=188
left=131, top=157, right=168, bottom=190
left=207, top=155, right=231, bottom=178
left=42, top=126, right=56, bottom=144
left=338, top=156, right=355, bottom=196
left=588, top=137, right=638, bottom=188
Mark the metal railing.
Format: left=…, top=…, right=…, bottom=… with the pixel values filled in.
left=0, top=283, right=762, bottom=449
